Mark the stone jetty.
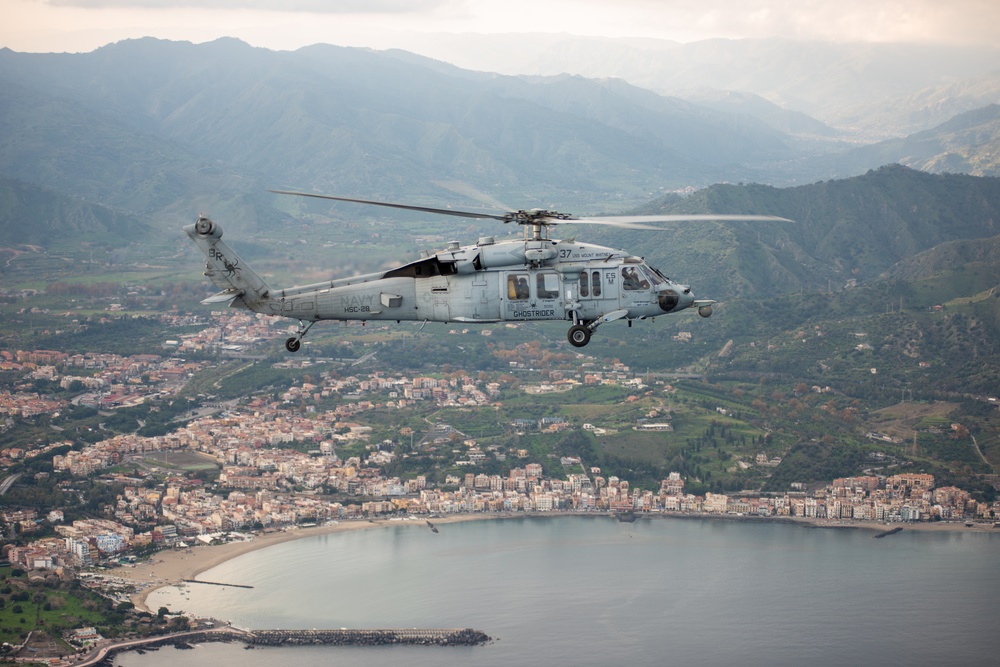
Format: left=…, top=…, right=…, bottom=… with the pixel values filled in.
left=247, top=628, right=490, bottom=646
left=89, top=626, right=491, bottom=664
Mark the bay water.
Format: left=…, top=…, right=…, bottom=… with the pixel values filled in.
left=121, top=516, right=1000, bottom=666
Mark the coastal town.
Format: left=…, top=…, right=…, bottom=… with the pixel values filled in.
left=7, top=444, right=996, bottom=576
left=3, top=313, right=998, bottom=570
left=1, top=309, right=998, bottom=661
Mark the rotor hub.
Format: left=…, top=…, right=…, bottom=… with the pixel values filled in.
left=503, top=209, right=572, bottom=225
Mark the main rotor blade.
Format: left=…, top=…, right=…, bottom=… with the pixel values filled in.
left=269, top=189, right=508, bottom=221
left=541, top=218, right=666, bottom=230
left=572, top=214, right=794, bottom=225
left=432, top=180, right=513, bottom=213
left=270, top=189, right=794, bottom=229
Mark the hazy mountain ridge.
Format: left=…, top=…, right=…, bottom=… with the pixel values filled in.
left=673, top=88, right=842, bottom=139
left=0, top=37, right=779, bottom=207
left=390, top=34, right=1000, bottom=137
left=844, top=71, right=1000, bottom=137
left=785, top=105, right=1000, bottom=182
left=0, top=73, right=268, bottom=235
left=445, top=72, right=796, bottom=166
left=4, top=35, right=997, bottom=226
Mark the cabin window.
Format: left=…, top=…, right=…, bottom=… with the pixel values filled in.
left=591, top=271, right=602, bottom=297
left=579, top=271, right=589, bottom=297
left=537, top=273, right=559, bottom=299
left=507, top=274, right=529, bottom=300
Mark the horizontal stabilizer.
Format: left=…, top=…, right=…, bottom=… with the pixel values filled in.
left=201, top=289, right=243, bottom=305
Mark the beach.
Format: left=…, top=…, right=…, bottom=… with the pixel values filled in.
left=116, top=515, right=492, bottom=612
left=114, top=512, right=997, bottom=612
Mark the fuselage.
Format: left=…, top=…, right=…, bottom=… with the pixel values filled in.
left=252, top=236, right=695, bottom=325
left=186, top=217, right=706, bottom=351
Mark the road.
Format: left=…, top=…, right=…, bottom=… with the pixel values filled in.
left=0, top=473, right=21, bottom=495
left=971, top=435, right=990, bottom=466
left=71, top=626, right=246, bottom=667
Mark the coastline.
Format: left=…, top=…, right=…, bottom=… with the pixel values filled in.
left=117, top=514, right=497, bottom=612
left=114, top=512, right=997, bottom=612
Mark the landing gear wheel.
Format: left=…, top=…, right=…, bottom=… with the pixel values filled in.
left=285, top=337, right=301, bottom=353
left=567, top=324, right=591, bottom=348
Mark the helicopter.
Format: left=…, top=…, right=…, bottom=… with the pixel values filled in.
left=185, top=191, right=790, bottom=352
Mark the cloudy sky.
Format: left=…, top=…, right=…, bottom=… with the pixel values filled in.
left=2, top=0, right=998, bottom=53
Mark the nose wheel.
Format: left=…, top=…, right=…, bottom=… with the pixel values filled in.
left=285, top=320, right=316, bottom=353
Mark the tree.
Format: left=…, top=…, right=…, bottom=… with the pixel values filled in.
left=157, top=606, right=169, bottom=618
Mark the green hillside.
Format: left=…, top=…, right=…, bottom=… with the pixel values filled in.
left=596, top=165, right=1000, bottom=300
left=0, top=178, right=150, bottom=246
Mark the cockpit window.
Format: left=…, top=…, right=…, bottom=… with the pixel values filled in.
left=622, top=266, right=650, bottom=291
left=646, top=265, right=667, bottom=284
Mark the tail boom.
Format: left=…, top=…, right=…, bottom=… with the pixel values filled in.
left=184, top=216, right=272, bottom=312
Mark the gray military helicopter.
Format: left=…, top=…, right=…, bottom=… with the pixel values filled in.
left=185, top=191, right=789, bottom=352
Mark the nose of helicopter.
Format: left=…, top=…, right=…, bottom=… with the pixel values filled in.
left=657, top=284, right=695, bottom=312
left=677, top=286, right=694, bottom=311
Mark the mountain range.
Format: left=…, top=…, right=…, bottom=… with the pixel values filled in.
left=1, top=37, right=999, bottom=309
left=381, top=34, right=1000, bottom=137
left=1, top=36, right=999, bottom=237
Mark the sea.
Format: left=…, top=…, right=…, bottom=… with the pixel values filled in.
left=118, top=515, right=1000, bottom=667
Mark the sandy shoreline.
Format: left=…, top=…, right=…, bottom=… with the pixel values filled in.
left=113, top=512, right=997, bottom=613
left=117, top=514, right=493, bottom=612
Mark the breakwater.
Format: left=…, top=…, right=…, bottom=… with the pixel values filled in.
left=873, top=526, right=904, bottom=538
left=248, top=628, right=490, bottom=646
left=92, top=627, right=491, bottom=665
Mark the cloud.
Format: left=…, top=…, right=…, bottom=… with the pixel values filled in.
left=20, top=0, right=1000, bottom=49
left=44, top=0, right=451, bottom=12
left=540, top=0, right=1000, bottom=45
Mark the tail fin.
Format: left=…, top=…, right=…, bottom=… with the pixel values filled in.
left=184, top=216, right=272, bottom=311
